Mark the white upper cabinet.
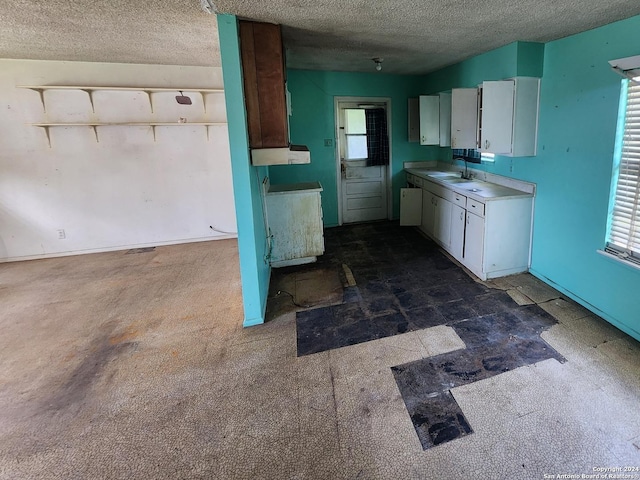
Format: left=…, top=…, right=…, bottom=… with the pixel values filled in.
left=479, top=77, right=540, bottom=157
left=408, top=98, right=420, bottom=142
left=451, top=88, right=478, bottom=149
left=438, top=92, right=452, bottom=147
left=480, top=80, right=515, bottom=154
left=419, top=95, right=440, bottom=145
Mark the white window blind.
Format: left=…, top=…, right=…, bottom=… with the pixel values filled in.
left=607, top=80, right=640, bottom=263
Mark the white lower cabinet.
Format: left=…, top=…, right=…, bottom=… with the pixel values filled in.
left=464, top=211, right=485, bottom=278
left=404, top=173, right=533, bottom=280
left=450, top=204, right=466, bottom=262
left=400, top=188, right=422, bottom=226
left=421, top=192, right=436, bottom=236
left=433, top=196, right=452, bottom=250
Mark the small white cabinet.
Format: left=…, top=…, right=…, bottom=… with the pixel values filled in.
left=419, top=95, right=440, bottom=145
left=266, top=182, right=325, bottom=267
left=451, top=88, right=478, bottom=149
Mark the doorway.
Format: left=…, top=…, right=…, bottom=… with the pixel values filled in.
left=335, top=97, right=392, bottom=225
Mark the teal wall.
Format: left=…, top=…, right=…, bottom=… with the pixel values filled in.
left=423, top=19, right=640, bottom=339
left=269, top=70, right=434, bottom=226
left=218, top=14, right=270, bottom=327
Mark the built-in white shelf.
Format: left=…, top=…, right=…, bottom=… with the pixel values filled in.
left=30, top=122, right=227, bottom=147
left=17, top=85, right=224, bottom=113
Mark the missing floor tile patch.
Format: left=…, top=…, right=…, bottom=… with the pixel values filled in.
left=392, top=312, right=565, bottom=450
left=126, top=247, right=156, bottom=254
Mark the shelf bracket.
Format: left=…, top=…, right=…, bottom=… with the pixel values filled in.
left=143, top=91, right=154, bottom=113
left=151, top=125, right=157, bottom=142
left=80, top=89, right=96, bottom=113
left=200, top=92, right=207, bottom=113
left=40, top=126, right=51, bottom=148
left=206, top=124, right=210, bottom=141
left=33, top=88, right=47, bottom=113
left=91, top=125, right=99, bottom=143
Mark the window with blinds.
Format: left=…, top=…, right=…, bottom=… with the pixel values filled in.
left=607, top=79, right=640, bottom=264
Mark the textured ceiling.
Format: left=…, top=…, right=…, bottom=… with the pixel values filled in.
left=0, top=0, right=219, bottom=66
left=1, top=1, right=639, bottom=74
left=217, top=0, right=640, bottom=75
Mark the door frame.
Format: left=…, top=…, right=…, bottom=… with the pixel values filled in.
left=334, top=96, right=393, bottom=226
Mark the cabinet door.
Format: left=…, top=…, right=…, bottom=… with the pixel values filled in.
left=239, top=21, right=289, bottom=149
left=433, top=196, right=452, bottom=249
left=419, top=95, right=439, bottom=145
left=481, top=80, right=514, bottom=154
left=450, top=204, right=466, bottom=262
left=400, top=188, right=422, bottom=226
left=439, top=92, right=451, bottom=147
left=451, top=88, right=478, bottom=149
left=421, top=192, right=436, bottom=236
left=464, top=211, right=485, bottom=278
left=408, top=98, right=420, bottom=143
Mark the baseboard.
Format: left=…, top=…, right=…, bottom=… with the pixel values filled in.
left=529, top=268, right=640, bottom=342
left=0, top=234, right=237, bottom=263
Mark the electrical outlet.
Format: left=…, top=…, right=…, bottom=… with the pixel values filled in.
left=324, top=139, right=333, bottom=147
left=57, top=229, right=66, bottom=239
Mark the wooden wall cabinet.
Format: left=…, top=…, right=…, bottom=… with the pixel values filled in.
left=239, top=20, right=288, bottom=149
left=239, top=20, right=310, bottom=165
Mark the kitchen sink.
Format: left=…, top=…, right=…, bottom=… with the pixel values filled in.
left=424, top=171, right=457, bottom=178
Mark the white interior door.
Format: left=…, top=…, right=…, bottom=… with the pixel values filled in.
left=337, top=101, right=390, bottom=224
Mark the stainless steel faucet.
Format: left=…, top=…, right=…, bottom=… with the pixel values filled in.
left=454, top=158, right=473, bottom=180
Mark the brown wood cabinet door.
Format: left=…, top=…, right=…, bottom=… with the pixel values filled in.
left=239, top=21, right=289, bottom=149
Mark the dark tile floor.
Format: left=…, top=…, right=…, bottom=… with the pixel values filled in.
left=294, top=222, right=542, bottom=357
left=271, top=221, right=565, bottom=449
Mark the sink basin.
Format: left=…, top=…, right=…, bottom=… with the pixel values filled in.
left=467, top=188, right=481, bottom=192
left=424, top=171, right=459, bottom=178
left=442, top=178, right=469, bottom=184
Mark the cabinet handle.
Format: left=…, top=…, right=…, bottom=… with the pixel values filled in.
left=460, top=211, right=463, bottom=220
left=485, top=139, right=489, bottom=149
left=467, top=216, right=470, bottom=225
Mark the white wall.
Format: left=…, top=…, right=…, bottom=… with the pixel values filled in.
left=0, top=59, right=236, bottom=261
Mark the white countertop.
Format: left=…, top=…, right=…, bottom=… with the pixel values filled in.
left=267, top=181, right=323, bottom=195
left=405, top=168, right=533, bottom=201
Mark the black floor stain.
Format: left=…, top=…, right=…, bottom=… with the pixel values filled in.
left=126, top=247, right=156, bottom=254
left=281, top=221, right=567, bottom=449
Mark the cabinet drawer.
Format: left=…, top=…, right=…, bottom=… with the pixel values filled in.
left=452, top=192, right=467, bottom=208
left=406, top=174, right=414, bottom=185
left=467, top=199, right=485, bottom=217
left=413, top=176, right=424, bottom=187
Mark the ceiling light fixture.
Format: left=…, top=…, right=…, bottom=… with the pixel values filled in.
left=200, top=0, right=217, bottom=14
left=372, top=58, right=383, bottom=72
